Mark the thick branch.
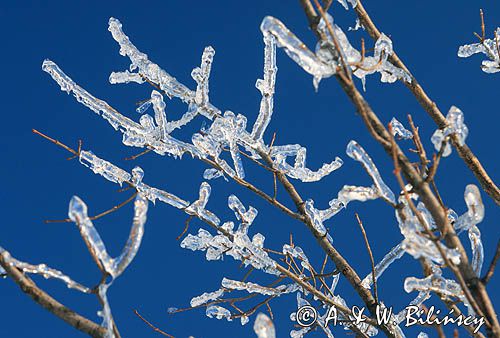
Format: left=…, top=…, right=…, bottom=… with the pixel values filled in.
left=0, top=252, right=106, bottom=338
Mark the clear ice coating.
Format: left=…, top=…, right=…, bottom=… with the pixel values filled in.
left=346, top=140, right=396, bottom=204
left=254, top=313, right=276, bottom=338
left=390, top=117, right=413, bottom=139
left=190, top=288, right=225, bottom=307
left=221, top=278, right=299, bottom=296
left=454, top=184, right=485, bottom=276
left=45, top=18, right=344, bottom=185
left=431, top=106, right=468, bottom=157
left=251, top=34, right=277, bottom=143
left=68, top=194, right=148, bottom=279
left=362, top=243, right=405, bottom=289
left=458, top=27, right=500, bottom=73
left=260, top=16, right=336, bottom=87
left=0, top=248, right=90, bottom=293
left=206, top=305, right=232, bottom=321
left=404, top=265, right=465, bottom=306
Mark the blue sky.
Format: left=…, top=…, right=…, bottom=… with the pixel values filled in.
left=0, top=1, right=499, bottom=337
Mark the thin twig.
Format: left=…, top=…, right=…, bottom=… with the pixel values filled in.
left=355, top=213, right=378, bottom=304
left=0, top=252, right=106, bottom=338
left=134, top=309, right=174, bottom=338
left=45, top=192, right=138, bottom=224
left=482, top=240, right=500, bottom=284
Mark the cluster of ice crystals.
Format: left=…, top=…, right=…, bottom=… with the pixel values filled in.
left=431, top=106, right=468, bottom=157
left=180, top=194, right=278, bottom=275
left=346, top=140, right=396, bottom=204
left=271, top=145, right=343, bottom=182
left=390, top=117, right=413, bottom=139
left=254, top=313, right=276, bottom=338
left=458, top=28, right=500, bottom=73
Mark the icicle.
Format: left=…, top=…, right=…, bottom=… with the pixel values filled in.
left=346, top=141, right=395, bottom=204
left=186, top=182, right=220, bottom=225
left=260, top=16, right=335, bottom=86
left=455, top=184, right=485, bottom=231
left=228, top=195, right=258, bottom=226
left=390, top=117, right=413, bottom=139
left=112, top=193, right=148, bottom=277
left=192, top=46, right=215, bottom=107
left=469, top=225, right=484, bottom=276
left=362, top=243, right=405, bottom=289
left=251, top=34, right=277, bottom=142
left=304, top=199, right=328, bottom=236
left=151, top=90, right=168, bottom=139
left=190, top=288, right=225, bottom=307
left=68, top=196, right=114, bottom=275
left=254, top=313, right=276, bottom=338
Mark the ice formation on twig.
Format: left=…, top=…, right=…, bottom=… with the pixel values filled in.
left=458, top=27, right=500, bottom=73
left=261, top=14, right=410, bottom=90
left=346, top=140, right=396, bottom=204
left=390, top=117, right=413, bottom=140
left=431, top=106, right=468, bottom=157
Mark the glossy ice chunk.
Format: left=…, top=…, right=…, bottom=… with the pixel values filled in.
left=109, top=70, right=145, bottom=84
left=390, top=117, right=413, bottom=139
left=455, top=184, right=485, bottom=231
left=203, top=168, right=224, bottom=180
left=206, top=305, right=232, bottom=321
left=254, top=313, right=276, bottom=338
left=469, top=225, right=484, bottom=276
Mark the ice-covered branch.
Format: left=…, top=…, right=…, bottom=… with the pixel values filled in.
left=431, top=106, right=469, bottom=157
left=458, top=28, right=500, bottom=73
